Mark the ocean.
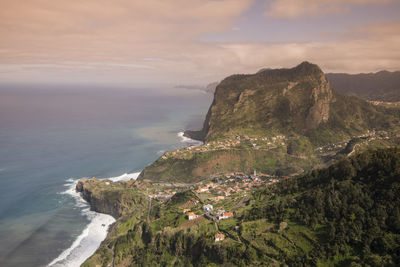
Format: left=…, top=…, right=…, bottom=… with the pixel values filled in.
left=0, top=84, right=212, bottom=266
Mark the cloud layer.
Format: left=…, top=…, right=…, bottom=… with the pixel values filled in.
left=0, top=0, right=399, bottom=85
left=265, top=0, right=394, bottom=18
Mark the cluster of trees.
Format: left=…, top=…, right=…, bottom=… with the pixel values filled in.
left=246, top=148, right=400, bottom=265
left=85, top=148, right=400, bottom=266
left=110, top=220, right=257, bottom=266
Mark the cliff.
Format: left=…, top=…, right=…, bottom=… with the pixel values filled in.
left=185, top=62, right=398, bottom=144
left=76, top=178, right=147, bottom=218
left=185, top=62, right=333, bottom=142
left=140, top=62, right=399, bottom=182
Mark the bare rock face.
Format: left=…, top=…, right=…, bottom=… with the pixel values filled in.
left=75, top=178, right=129, bottom=218
left=304, top=71, right=332, bottom=131
left=185, top=61, right=334, bottom=141
left=142, top=62, right=399, bottom=183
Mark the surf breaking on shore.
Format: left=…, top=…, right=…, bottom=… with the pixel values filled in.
left=47, top=172, right=140, bottom=267
left=177, top=131, right=203, bottom=146
left=48, top=132, right=200, bottom=266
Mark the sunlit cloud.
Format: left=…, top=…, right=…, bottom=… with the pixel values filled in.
left=0, top=0, right=399, bottom=85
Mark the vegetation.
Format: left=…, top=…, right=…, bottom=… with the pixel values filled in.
left=326, top=71, right=400, bottom=102
left=83, top=148, right=400, bottom=266
left=244, top=148, right=400, bottom=266
left=140, top=62, right=400, bottom=183
left=82, top=63, right=400, bottom=266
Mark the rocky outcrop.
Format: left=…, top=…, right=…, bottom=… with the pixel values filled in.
left=76, top=178, right=147, bottom=218
left=141, top=62, right=400, bottom=183
left=76, top=179, right=121, bottom=218
left=185, top=62, right=334, bottom=142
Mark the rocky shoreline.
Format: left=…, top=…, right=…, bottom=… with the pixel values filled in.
left=76, top=178, right=126, bottom=219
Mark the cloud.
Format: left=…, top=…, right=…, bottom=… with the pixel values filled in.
left=219, top=21, right=400, bottom=74
left=0, top=1, right=399, bottom=85
left=265, top=0, right=394, bottom=19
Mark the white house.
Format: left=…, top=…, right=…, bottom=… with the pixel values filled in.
left=188, top=212, right=197, bottom=220
left=203, top=204, right=213, bottom=212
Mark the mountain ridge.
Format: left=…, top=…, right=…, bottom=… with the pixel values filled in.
left=326, top=70, right=400, bottom=101
left=184, top=62, right=398, bottom=145
left=139, top=62, right=400, bottom=183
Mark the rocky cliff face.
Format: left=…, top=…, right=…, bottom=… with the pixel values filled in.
left=142, top=62, right=399, bottom=182
left=76, top=178, right=147, bottom=218
left=76, top=179, right=121, bottom=218
left=186, top=62, right=333, bottom=142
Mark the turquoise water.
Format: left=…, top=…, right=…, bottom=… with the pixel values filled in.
left=0, top=84, right=211, bottom=266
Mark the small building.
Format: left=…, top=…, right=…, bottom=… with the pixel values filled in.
left=183, top=209, right=191, bottom=213
left=215, top=233, right=225, bottom=242
left=218, top=212, right=234, bottom=220
left=188, top=212, right=197, bottom=220
left=197, top=187, right=208, bottom=193
left=203, top=204, right=213, bottom=212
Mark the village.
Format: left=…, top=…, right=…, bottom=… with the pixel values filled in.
left=315, top=129, right=395, bottom=155
left=146, top=170, right=279, bottom=202
left=161, top=134, right=288, bottom=160
left=161, top=129, right=400, bottom=161
left=134, top=170, right=281, bottom=242
left=127, top=129, right=400, bottom=243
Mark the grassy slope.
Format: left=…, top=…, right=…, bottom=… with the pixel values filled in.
left=85, top=148, right=400, bottom=266
left=139, top=63, right=400, bottom=183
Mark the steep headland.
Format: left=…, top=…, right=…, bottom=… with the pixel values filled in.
left=78, top=62, right=400, bottom=266
left=139, top=62, right=400, bottom=183
left=76, top=178, right=148, bottom=218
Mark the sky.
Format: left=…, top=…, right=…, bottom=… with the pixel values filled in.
left=0, top=0, right=399, bottom=86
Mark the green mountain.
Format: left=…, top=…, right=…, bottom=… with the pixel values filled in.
left=326, top=70, right=400, bottom=102
left=185, top=62, right=397, bottom=143
left=82, top=148, right=400, bottom=266
left=138, top=62, right=399, bottom=183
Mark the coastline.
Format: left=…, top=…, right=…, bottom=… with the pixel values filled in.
left=48, top=132, right=201, bottom=267
left=47, top=173, right=140, bottom=267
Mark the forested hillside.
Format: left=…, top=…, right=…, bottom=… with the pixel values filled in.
left=247, top=148, right=400, bottom=266
left=84, top=148, right=400, bottom=266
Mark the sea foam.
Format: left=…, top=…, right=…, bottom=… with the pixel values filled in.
left=48, top=175, right=120, bottom=267
left=177, top=131, right=203, bottom=146
left=107, top=172, right=140, bottom=182
left=48, top=131, right=196, bottom=266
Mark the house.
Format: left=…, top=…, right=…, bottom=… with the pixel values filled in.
left=215, top=233, right=225, bottom=242
left=187, top=212, right=197, bottom=220
left=196, top=187, right=208, bottom=193
left=218, top=212, right=234, bottom=220
left=183, top=209, right=191, bottom=213
left=203, top=204, right=213, bottom=212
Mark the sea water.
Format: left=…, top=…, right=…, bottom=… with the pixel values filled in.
left=0, top=84, right=212, bottom=266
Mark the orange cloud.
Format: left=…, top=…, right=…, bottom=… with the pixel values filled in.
left=0, top=1, right=399, bottom=85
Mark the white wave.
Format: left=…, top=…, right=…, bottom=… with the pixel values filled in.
left=106, top=172, right=140, bottom=182
left=49, top=178, right=116, bottom=267
left=47, top=210, right=115, bottom=267
left=50, top=170, right=140, bottom=267
left=177, top=131, right=203, bottom=146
